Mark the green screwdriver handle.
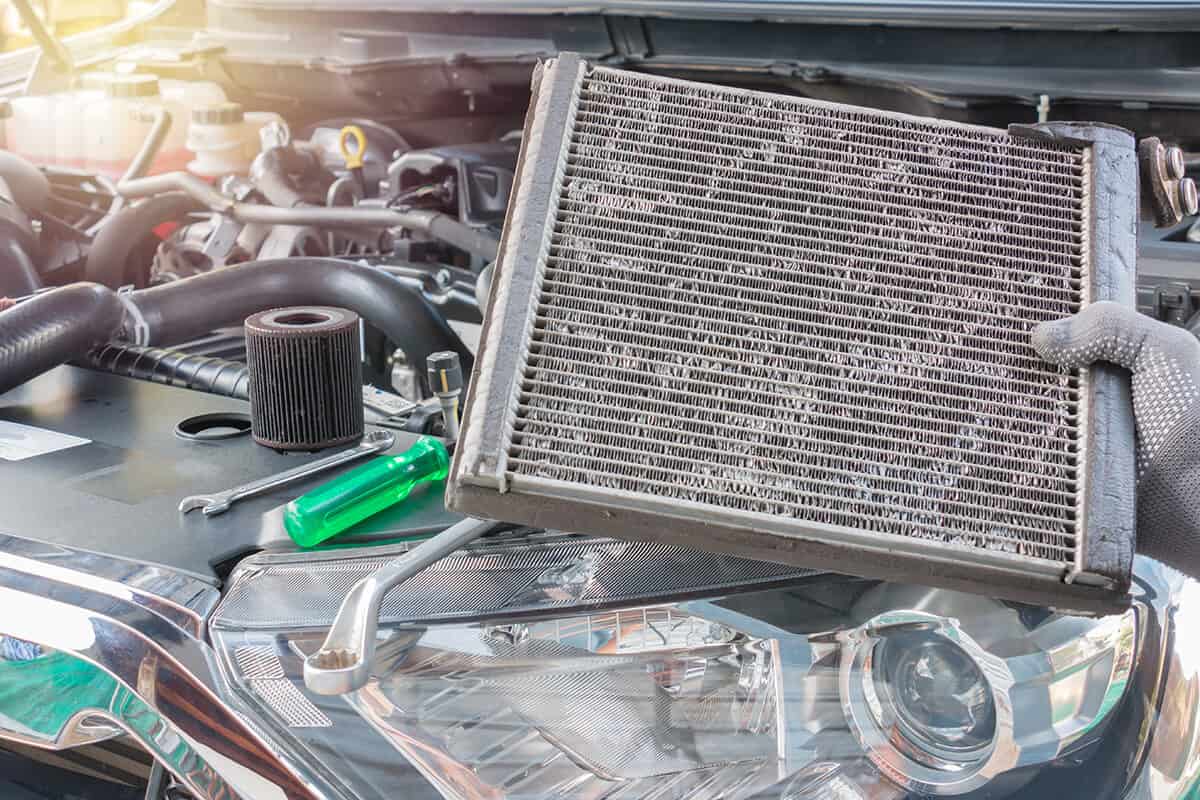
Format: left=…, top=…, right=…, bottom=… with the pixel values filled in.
left=283, top=437, right=450, bottom=548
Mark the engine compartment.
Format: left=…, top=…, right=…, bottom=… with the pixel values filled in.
left=0, top=80, right=526, bottom=578
left=0, top=47, right=1195, bottom=583
left=1, top=11, right=1199, bottom=800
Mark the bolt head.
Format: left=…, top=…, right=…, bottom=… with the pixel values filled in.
left=1167, top=146, right=1187, bottom=181
left=1181, top=178, right=1199, bottom=217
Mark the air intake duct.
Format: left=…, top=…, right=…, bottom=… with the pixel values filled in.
left=245, top=306, right=364, bottom=450
left=448, top=54, right=1139, bottom=614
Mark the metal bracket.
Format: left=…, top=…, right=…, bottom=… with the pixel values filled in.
left=116, top=286, right=151, bottom=346
left=1154, top=282, right=1197, bottom=326
left=1139, top=137, right=1198, bottom=227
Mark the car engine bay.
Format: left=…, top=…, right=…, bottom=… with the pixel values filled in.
left=0, top=3, right=1199, bottom=800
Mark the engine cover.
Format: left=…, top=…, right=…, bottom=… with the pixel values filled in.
left=0, top=368, right=458, bottom=580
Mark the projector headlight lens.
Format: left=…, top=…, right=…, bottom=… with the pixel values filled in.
left=839, top=606, right=1136, bottom=795
left=874, top=633, right=996, bottom=759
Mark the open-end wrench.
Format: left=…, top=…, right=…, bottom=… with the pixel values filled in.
left=178, top=430, right=396, bottom=516
left=304, top=516, right=496, bottom=695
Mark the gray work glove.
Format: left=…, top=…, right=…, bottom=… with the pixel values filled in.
left=1033, top=302, right=1200, bottom=579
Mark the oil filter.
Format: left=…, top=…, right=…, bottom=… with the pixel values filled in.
left=245, top=306, right=364, bottom=450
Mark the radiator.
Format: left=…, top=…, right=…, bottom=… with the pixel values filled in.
left=448, top=53, right=1138, bottom=613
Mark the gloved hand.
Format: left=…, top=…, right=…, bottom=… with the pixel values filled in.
left=1033, top=302, right=1200, bottom=579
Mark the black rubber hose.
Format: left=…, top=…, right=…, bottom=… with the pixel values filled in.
left=130, top=257, right=473, bottom=379
left=85, top=343, right=250, bottom=400
left=0, top=283, right=125, bottom=395
left=85, top=192, right=205, bottom=288
left=1, top=259, right=471, bottom=396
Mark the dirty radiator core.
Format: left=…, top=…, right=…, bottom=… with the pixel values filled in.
left=449, top=54, right=1138, bottom=613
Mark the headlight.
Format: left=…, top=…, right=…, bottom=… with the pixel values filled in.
left=209, top=537, right=1138, bottom=800
left=869, top=628, right=996, bottom=757
left=840, top=607, right=1135, bottom=795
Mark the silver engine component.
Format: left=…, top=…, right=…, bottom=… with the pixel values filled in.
left=150, top=181, right=391, bottom=284
left=449, top=54, right=1139, bottom=614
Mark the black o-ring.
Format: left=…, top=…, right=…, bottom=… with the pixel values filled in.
left=175, top=412, right=252, bottom=441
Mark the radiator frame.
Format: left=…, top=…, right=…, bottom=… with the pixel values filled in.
left=448, top=53, right=1138, bottom=615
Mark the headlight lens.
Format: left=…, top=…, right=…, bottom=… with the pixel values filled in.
left=210, top=540, right=1138, bottom=800
left=873, top=632, right=996, bottom=758
left=837, top=606, right=1137, bottom=796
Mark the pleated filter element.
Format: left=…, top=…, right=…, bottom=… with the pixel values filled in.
left=449, top=54, right=1139, bottom=613
left=245, top=306, right=364, bottom=450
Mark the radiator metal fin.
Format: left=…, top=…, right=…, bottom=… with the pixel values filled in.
left=450, top=55, right=1138, bottom=613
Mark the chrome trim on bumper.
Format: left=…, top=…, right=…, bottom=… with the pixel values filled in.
left=0, top=534, right=219, bottom=638
left=0, top=535, right=327, bottom=800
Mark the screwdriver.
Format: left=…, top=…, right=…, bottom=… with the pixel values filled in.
left=283, top=436, right=450, bottom=548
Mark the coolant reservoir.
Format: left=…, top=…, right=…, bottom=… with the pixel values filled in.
left=54, top=73, right=115, bottom=170
left=7, top=76, right=229, bottom=177
left=82, top=75, right=163, bottom=179
left=7, top=93, right=60, bottom=164
left=79, top=76, right=228, bottom=178
left=158, top=80, right=227, bottom=173
left=186, top=103, right=282, bottom=178
left=5, top=73, right=116, bottom=169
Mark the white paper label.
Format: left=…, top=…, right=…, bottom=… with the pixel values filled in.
left=0, top=421, right=90, bottom=461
